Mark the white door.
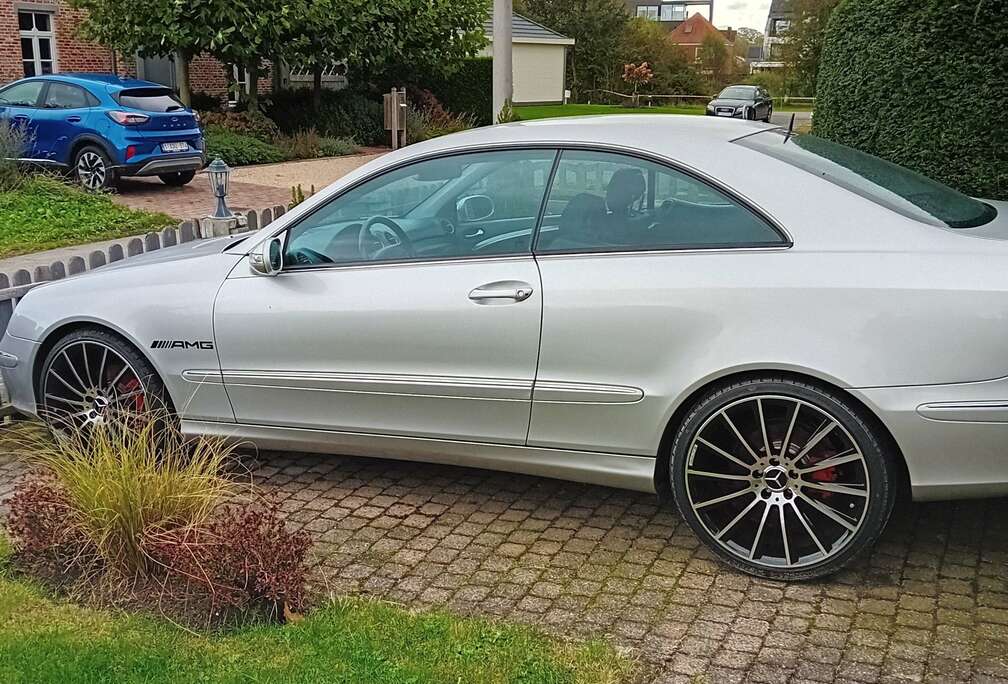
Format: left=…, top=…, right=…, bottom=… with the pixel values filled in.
left=214, top=148, right=557, bottom=444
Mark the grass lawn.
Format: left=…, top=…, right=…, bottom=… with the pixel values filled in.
left=0, top=534, right=632, bottom=684
left=0, top=176, right=175, bottom=260
left=515, top=103, right=705, bottom=120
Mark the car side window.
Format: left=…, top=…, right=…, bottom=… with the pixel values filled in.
left=0, top=80, right=44, bottom=107
left=284, top=148, right=557, bottom=268
left=536, top=149, right=785, bottom=253
left=43, top=82, right=92, bottom=109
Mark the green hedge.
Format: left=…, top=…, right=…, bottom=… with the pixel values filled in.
left=814, top=0, right=1007, bottom=200
left=266, top=90, right=385, bottom=147
left=427, top=58, right=493, bottom=125
left=204, top=127, right=285, bottom=166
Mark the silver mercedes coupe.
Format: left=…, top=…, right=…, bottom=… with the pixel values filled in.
left=2, top=116, right=1005, bottom=580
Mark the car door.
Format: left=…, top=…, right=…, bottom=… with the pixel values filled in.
left=214, top=148, right=557, bottom=445
left=529, top=148, right=789, bottom=456
left=0, top=79, right=45, bottom=159
left=34, top=81, right=97, bottom=164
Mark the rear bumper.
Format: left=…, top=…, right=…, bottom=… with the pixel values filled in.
left=853, top=377, right=1008, bottom=501
left=122, top=154, right=205, bottom=177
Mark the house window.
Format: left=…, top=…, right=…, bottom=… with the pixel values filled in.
left=636, top=5, right=659, bottom=20
left=229, top=64, right=251, bottom=106
left=18, top=11, right=56, bottom=77
left=772, top=18, right=791, bottom=35
left=660, top=3, right=686, bottom=21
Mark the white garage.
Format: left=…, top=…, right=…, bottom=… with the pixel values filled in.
left=481, top=14, right=574, bottom=105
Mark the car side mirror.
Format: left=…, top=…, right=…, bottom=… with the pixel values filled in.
left=249, top=234, right=284, bottom=276
left=456, top=195, right=495, bottom=222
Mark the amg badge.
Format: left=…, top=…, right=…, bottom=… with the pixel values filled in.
left=151, top=340, right=214, bottom=350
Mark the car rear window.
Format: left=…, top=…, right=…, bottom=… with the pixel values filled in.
left=735, top=129, right=996, bottom=229
left=116, top=88, right=186, bottom=112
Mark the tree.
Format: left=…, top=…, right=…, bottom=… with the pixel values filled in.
left=735, top=27, right=763, bottom=47
left=517, top=0, right=628, bottom=100
left=621, top=62, right=652, bottom=105
left=780, top=0, right=841, bottom=96
left=698, top=34, right=729, bottom=89
left=619, top=18, right=703, bottom=95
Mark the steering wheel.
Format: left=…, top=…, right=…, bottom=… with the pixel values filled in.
left=357, top=216, right=415, bottom=260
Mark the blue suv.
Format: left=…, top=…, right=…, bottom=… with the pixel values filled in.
left=0, top=73, right=205, bottom=190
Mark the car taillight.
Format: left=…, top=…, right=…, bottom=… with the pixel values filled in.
left=125, top=145, right=137, bottom=160
left=107, top=110, right=149, bottom=126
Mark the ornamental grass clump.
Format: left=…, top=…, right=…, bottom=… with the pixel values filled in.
left=6, top=410, right=242, bottom=576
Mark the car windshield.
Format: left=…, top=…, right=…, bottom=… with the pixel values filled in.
left=735, top=129, right=996, bottom=229
left=719, top=87, right=754, bottom=100
left=116, top=88, right=186, bottom=112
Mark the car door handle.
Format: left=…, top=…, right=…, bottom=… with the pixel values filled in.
left=66, top=115, right=81, bottom=123
left=463, top=228, right=484, bottom=239
left=468, top=284, right=534, bottom=302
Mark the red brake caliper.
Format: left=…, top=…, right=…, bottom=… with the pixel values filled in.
left=117, top=377, right=146, bottom=412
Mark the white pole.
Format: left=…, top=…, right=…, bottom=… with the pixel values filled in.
left=492, top=0, right=513, bottom=123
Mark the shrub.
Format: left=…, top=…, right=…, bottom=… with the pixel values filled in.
left=0, top=120, right=30, bottom=192
left=814, top=0, right=1007, bottom=200
left=407, top=104, right=474, bottom=144
left=145, top=500, right=313, bottom=616
left=205, top=126, right=286, bottom=166
left=199, top=111, right=280, bottom=142
left=8, top=410, right=240, bottom=575
left=5, top=474, right=89, bottom=574
left=267, top=89, right=385, bottom=146
left=190, top=91, right=225, bottom=112
left=393, top=58, right=493, bottom=126
left=317, top=136, right=358, bottom=157
left=289, top=183, right=315, bottom=208
left=275, top=129, right=322, bottom=160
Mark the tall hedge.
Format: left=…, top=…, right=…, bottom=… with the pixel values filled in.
left=369, top=57, right=494, bottom=125
left=814, top=0, right=1007, bottom=200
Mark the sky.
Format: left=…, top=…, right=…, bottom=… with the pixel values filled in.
left=714, top=0, right=773, bottom=31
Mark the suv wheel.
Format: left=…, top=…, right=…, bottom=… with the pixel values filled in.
left=158, top=170, right=196, bottom=187
left=669, top=377, right=897, bottom=581
left=74, top=146, right=115, bottom=191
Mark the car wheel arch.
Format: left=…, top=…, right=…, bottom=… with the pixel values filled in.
left=68, top=134, right=116, bottom=167
left=32, top=320, right=175, bottom=412
left=652, top=368, right=910, bottom=504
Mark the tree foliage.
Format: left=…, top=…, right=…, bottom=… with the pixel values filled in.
left=517, top=0, right=628, bottom=98
left=619, top=18, right=703, bottom=94
left=780, top=0, right=841, bottom=96
left=814, top=0, right=1007, bottom=199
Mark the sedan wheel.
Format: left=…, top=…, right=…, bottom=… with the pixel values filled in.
left=670, top=378, right=896, bottom=580
left=40, top=329, right=166, bottom=430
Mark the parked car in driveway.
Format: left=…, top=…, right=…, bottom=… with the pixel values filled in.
left=3, top=115, right=1006, bottom=581
left=0, top=73, right=205, bottom=190
left=707, top=85, right=773, bottom=122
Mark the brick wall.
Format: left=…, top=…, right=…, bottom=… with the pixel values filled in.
left=1, top=0, right=134, bottom=85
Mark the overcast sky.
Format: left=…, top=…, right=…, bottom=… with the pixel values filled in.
left=714, top=0, right=772, bottom=31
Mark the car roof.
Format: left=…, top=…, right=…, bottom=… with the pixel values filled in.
left=34, top=73, right=167, bottom=91
left=400, top=115, right=778, bottom=170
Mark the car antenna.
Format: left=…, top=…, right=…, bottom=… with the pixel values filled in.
left=784, top=113, right=796, bottom=143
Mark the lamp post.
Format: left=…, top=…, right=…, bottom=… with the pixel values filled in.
left=206, top=157, right=233, bottom=218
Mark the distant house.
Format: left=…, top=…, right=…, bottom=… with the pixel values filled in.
left=666, top=12, right=738, bottom=66
left=623, top=0, right=712, bottom=27
left=751, top=0, right=794, bottom=72
left=481, top=13, right=574, bottom=105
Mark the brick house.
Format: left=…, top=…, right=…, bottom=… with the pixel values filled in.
left=665, top=12, right=740, bottom=68
left=1, top=0, right=269, bottom=97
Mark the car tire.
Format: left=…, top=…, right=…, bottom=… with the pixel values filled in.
left=158, top=170, right=196, bottom=187
left=39, top=327, right=172, bottom=431
left=73, top=145, right=116, bottom=191
left=669, top=376, right=897, bottom=581
left=764, top=107, right=773, bottom=123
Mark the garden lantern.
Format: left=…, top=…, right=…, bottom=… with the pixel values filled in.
left=207, top=157, right=232, bottom=218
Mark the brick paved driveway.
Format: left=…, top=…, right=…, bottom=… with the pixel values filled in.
left=0, top=444, right=1004, bottom=683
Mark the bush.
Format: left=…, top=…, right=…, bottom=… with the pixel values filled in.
left=0, top=120, right=30, bottom=192
left=190, top=91, right=225, bottom=112
left=199, top=111, right=280, bottom=142
left=7, top=411, right=239, bottom=575
left=267, top=89, right=385, bottom=146
left=145, top=500, right=313, bottom=616
left=317, top=136, right=358, bottom=157
left=407, top=105, right=474, bottom=143
left=419, top=58, right=493, bottom=125
left=205, top=126, right=286, bottom=166
left=814, top=0, right=1007, bottom=200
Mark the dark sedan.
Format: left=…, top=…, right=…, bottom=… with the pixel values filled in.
left=706, top=85, right=773, bottom=122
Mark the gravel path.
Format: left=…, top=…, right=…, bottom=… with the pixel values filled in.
left=229, top=148, right=388, bottom=192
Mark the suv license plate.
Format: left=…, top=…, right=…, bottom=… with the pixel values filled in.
left=161, top=142, right=188, bottom=153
